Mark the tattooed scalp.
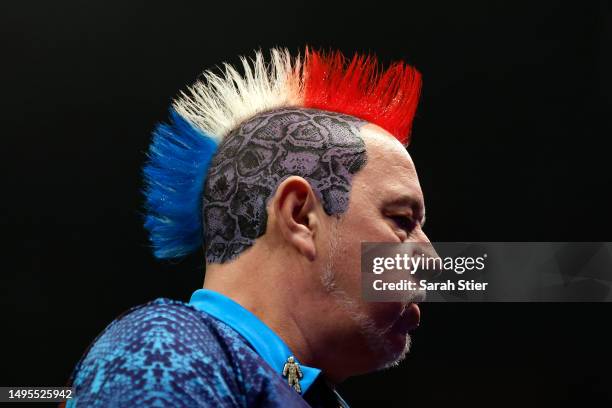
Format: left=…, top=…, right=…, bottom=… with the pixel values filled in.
left=201, top=107, right=368, bottom=264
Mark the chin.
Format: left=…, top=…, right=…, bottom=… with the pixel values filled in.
left=378, top=332, right=412, bottom=370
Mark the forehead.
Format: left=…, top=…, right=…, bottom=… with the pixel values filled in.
left=355, top=124, right=423, bottom=206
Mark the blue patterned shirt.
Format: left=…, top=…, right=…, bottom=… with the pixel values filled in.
left=66, top=290, right=348, bottom=407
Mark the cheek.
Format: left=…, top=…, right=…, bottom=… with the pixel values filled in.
left=332, top=236, right=362, bottom=291
left=344, top=211, right=397, bottom=243
left=331, top=223, right=396, bottom=303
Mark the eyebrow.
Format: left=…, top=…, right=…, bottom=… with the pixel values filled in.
left=383, top=194, right=427, bottom=226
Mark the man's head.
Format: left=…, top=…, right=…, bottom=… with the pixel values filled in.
left=144, top=48, right=427, bottom=381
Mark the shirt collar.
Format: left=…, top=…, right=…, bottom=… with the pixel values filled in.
left=189, top=288, right=322, bottom=394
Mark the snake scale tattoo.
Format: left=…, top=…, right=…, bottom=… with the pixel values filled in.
left=202, top=108, right=368, bottom=264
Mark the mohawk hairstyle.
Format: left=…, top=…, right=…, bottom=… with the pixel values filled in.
left=303, top=49, right=421, bottom=146
left=144, top=47, right=422, bottom=259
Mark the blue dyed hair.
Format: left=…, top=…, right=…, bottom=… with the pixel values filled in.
left=143, top=109, right=218, bottom=259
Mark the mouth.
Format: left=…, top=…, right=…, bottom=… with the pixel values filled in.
left=391, top=302, right=421, bottom=334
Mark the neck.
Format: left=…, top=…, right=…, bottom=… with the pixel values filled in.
left=203, top=246, right=321, bottom=375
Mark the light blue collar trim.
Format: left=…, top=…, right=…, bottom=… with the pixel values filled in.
left=189, top=288, right=321, bottom=394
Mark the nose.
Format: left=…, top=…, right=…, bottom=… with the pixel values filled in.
left=404, top=228, right=442, bottom=279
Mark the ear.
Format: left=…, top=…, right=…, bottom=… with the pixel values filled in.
left=272, top=176, right=319, bottom=262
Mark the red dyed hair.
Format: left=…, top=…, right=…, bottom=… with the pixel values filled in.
left=303, top=48, right=422, bottom=146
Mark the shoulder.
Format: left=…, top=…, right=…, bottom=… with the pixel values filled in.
left=69, top=298, right=249, bottom=407
left=83, top=298, right=227, bottom=351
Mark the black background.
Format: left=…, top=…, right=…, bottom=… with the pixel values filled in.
left=2, top=1, right=611, bottom=407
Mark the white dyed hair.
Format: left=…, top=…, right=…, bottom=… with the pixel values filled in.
left=173, top=48, right=304, bottom=143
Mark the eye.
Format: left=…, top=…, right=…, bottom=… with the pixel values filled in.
left=388, top=215, right=417, bottom=234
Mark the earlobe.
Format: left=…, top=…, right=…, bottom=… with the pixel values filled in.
left=273, top=177, right=318, bottom=262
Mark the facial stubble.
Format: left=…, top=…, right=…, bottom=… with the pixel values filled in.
left=320, top=217, right=412, bottom=371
